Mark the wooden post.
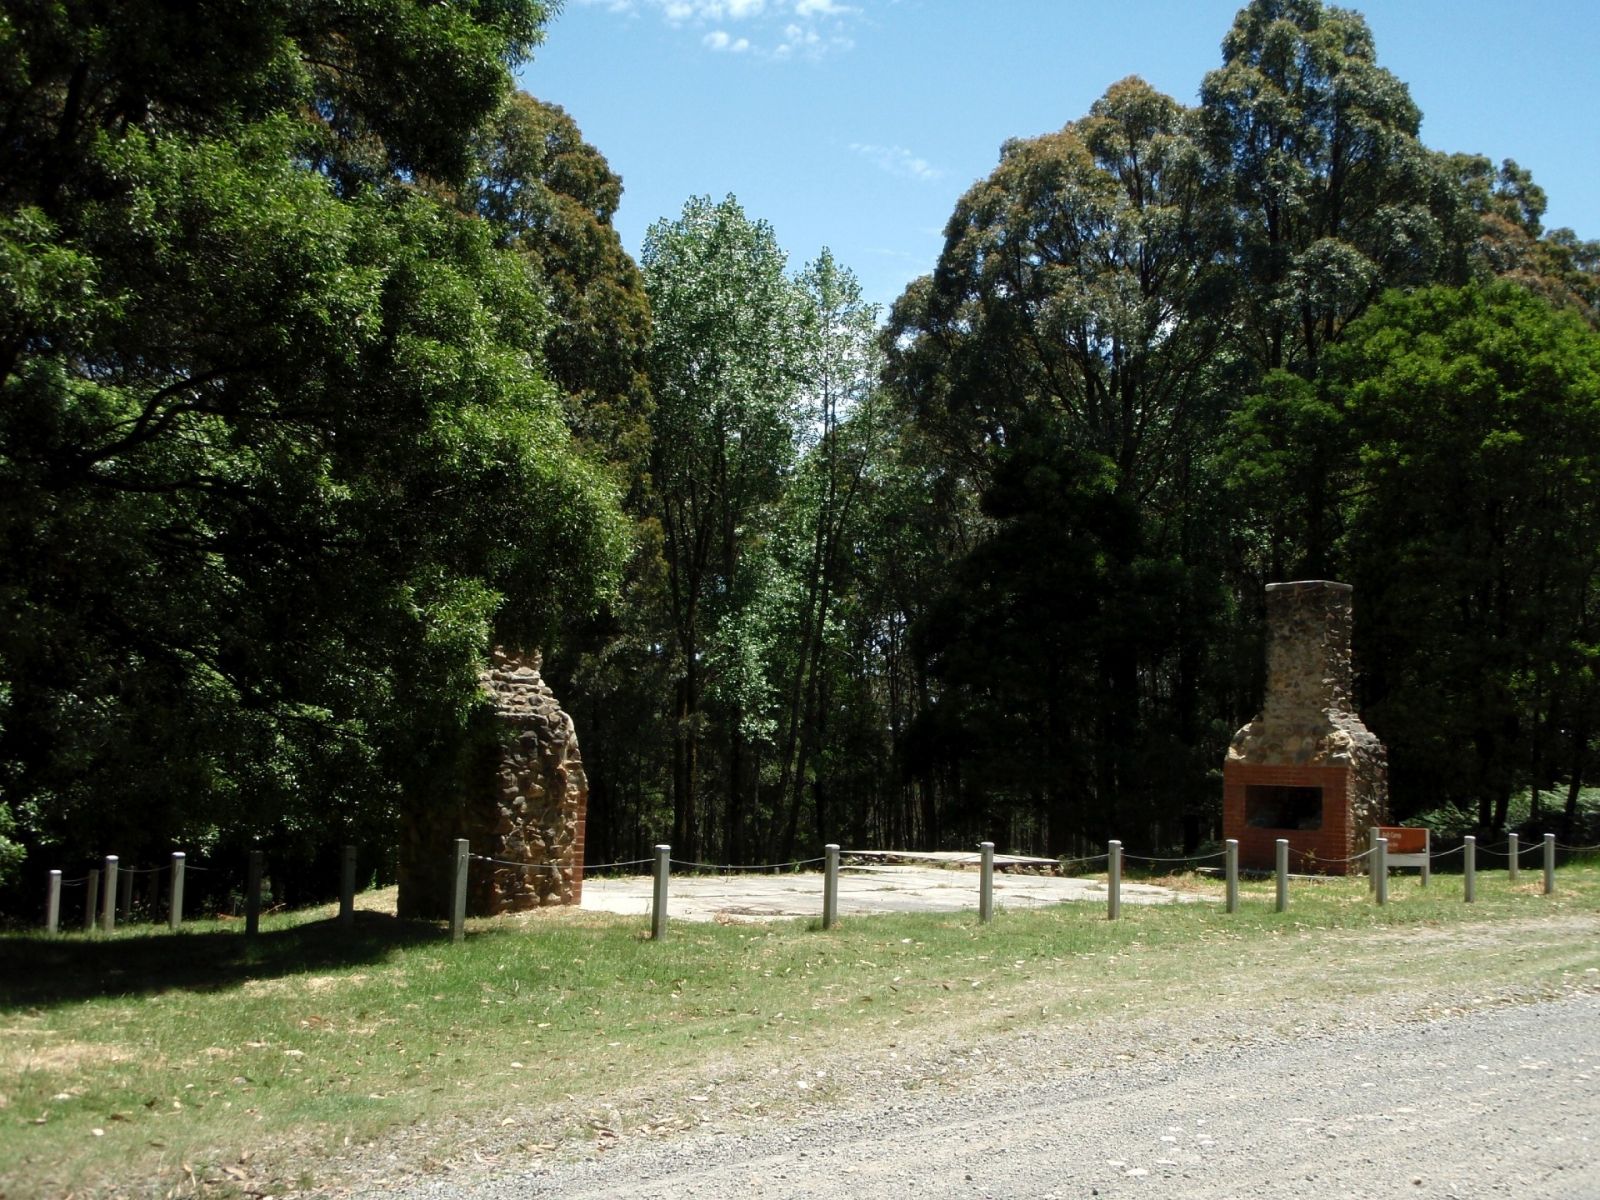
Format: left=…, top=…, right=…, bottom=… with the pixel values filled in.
left=1107, top=840, right=1122, bottom=921
left=651, top=844, right=670, bottom=941
left=101, top=856, right=118, bottom=934
left=46, top=871, right=61, bottom=935
left=1374, top=837, right=1388, bottom=906
left=822, top=844, right=839, bottom=930
left=118, top=861, right=134, bottom=923
left=84, top=868, right=99, bottom=933
left=1225, top=839, right=1239, bottom=914
left=450, top=839, right=469, bottom=944
left=1274, top=839, right=1289, bottom=914
left=339, top=844, right=357, bottom=930
left=1508, top=832, right=1520, bottom=884
left=979, top=841, right=995, bottom=924
left=168, top=852, right=186, bottom=932
left=246, top=849, right=263, bottom=935
left=1463, top=836, right=1476, bottom=903
left=1543, top=832, right=1556, bottom=896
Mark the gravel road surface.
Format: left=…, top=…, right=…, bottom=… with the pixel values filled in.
left=376, top=992, right=1600, bottom=1200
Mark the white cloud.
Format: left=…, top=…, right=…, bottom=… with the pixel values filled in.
left=703, top=29, right=752, bottom=51
left=850, top=142, right=943, bottom=182
left=579, top=0, right=860, bottom=58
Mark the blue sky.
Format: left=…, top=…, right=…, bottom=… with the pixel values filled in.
left=520, top=0, right=1600, bottom=314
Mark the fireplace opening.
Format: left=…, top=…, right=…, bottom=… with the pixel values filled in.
left=1245, top=784, right=1324, bottom=830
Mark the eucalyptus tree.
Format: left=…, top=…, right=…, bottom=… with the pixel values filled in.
left=641, top=196, right=809, bottom=861
left=0, top=1, right=626, bottom=882
left=884, top=78, right=1236, bottom=849
left=1199, top=0, right=1450, bottom=380
left=459, top=91, right=653, bottom=483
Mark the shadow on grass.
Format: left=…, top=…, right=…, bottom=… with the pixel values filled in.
left=0, top=911, right=443, bottom=1010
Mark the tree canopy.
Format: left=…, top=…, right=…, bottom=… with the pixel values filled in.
left=5, top=0, right=1600, bottom=901
left=0, top=0, right=626, bottom=882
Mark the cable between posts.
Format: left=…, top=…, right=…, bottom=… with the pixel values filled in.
left=1429, top=844, right=1465, bottom=859
left=1121, top=850, right=1226, bottom=865
left=667, top=857, right=825, bottom=873
left=471, top=854, right=655, bottom=872
left=1316, top=847, right=1375, bottom=865
left=1555, top=842, right=1600, bottom=853
left=1059, top=854, right=1110, bottom=868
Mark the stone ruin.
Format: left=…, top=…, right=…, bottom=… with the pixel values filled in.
left=1223, top=580, right=1388, bottom=874
left=396, top=648, right=587, bottom=919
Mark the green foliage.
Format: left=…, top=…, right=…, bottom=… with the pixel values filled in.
left=1199, top=0, right=1451, bottom=374
left=0, top=0, right=626, bottom=882
left=1334, top=283, right=1600, bottom=825
left=640, top=195, right=809, bottom=859
left=884, top=77, right=1241, bottom=851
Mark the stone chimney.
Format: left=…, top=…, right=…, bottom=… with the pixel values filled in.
left=1223, top=581, right=1387, bottom=873
left=397, top=648, right=588, bottom=919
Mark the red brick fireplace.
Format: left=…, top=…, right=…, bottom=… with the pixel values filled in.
left=1223, top=581, right=1387, bottom=874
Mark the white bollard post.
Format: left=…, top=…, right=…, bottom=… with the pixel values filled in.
left=1508, top=832, right=1519, bottom=884
left=822, top=844, right=840, bottom=930
left=168, top=852, right=186, bottom=931
left=979, top=841, right=995, bottom=924
left=101, top=855, right=118, bottom=933
left=1375, top=837, right=1388, bottom=906
left=1107, top=840, right=1122, bottom=921
left=1544, top=832, right=1556, bottom=896
left=651, top=844, right=671, bottom=941
left=1275, top=839, right=1289, bottom=914
left=1369, top=826, right=1380, bottom=894
left=84, top=868, right=100, bottom=933
left=246, top=849, right=264, bottom=935
left=339, top=844, right=357, bottom=930
left=1225, top=839, right=1239, bottom=914
left=118, top=861, right=134, bottom=923
left=1421, top=829, right=1431, bottom=888
left=46, top=871, right=61, bottom=935
left=450, top=839, right=469, bottom=944
left=1463, top=836, right=1476, bottom=903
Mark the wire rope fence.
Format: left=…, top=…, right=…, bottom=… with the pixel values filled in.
left=29, top=824, right=1596, bottom=942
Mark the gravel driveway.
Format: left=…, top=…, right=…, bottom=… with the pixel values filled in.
left=379, top=991, right=1600, bottom=1199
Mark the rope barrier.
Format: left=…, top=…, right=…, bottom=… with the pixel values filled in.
left=57, top=876, right=89, bottom=887
left=1122, top=850, right=1226, bottom=865
left=1059, top=854, right=1110, bottom=867
left=472, top=854, right=658, bottom=872
left=1318, top=848, right=1374, bottom=864
left=1430, top=845, right=1465, bottom=859
left=1555, top=842, right=1600, bottom=853
left=668, top=857, right=825, bottom=872
left=121, top=864, right=166, bottom=875
left=581, top=858, right=660, bottom=873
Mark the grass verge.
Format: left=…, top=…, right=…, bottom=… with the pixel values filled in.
left=3, top=863, right=1598, bottom=1198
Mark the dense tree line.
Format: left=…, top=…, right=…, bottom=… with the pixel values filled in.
left=2, top=0, right=1598, bottom=900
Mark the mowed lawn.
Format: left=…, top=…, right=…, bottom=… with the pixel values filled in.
left=3, top=861, right=1599, bottom=1198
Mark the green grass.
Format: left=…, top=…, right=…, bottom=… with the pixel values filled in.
left=3, top=864, right=1599, bottom=1198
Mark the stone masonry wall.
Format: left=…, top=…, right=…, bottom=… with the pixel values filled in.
left=396, top=649, right=587, bottom=919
